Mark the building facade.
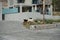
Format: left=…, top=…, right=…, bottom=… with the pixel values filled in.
left=1, top=0, right=53, bottom=21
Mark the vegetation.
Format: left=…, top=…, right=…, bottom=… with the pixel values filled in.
left=52, top=0, right=60, bottom=11
left=34, top=19, right=60, bottom=24
left=23, top=19, right=60, bottom=28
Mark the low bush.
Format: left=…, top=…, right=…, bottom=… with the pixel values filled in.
left=45, top=19, right=53, bottom=24
left=23, top=19, right=60, bottom=28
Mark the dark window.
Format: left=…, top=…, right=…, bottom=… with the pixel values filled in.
left=22, top=6, right=32, bottom=12
left=18, top=7, right=20, bottom=13
left=9, top=7, right=13, bottom=9
left=17, top=0, right=25, bottom=3
left=2, top=14, right=5, bottom=20
left=32, top=0, right=37, bottom=4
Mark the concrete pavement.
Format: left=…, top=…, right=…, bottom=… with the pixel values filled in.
left=0, top=21, right=60, bottom=40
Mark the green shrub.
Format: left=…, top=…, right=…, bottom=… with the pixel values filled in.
left=45, top=20, right=53, bottom=24
left=54, top=19, right=60, bottom=22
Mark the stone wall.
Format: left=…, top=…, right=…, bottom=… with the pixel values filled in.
left=30, top=24, right=56, bottom=30
left=5, top=12, right=60, bottom=22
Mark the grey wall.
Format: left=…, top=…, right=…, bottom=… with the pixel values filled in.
left=5, top=12, right=43, bottom=22
left=38, top=0, right=52, bottom=5
left=5, top=12, right=60, bottom=22
left=0, top=2, right=2, bottom=21
left=45, top=0, right=52, bottom=5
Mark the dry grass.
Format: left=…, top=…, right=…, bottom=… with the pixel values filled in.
left=53, top=12, right=60, bottom=16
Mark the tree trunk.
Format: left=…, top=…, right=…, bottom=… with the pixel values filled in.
left=42, top=0, right=45, bottom=24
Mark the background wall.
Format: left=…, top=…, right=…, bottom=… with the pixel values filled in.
left=5, top=12, right=60, bottom=22
left=13, top=0, right=32, bottom=5
left=25, top=0, right=32, bottom=5
left=0, top=2, right=2, bottom=21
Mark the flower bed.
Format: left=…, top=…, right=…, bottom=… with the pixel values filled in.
left=23, top=19, right=60, bottom=29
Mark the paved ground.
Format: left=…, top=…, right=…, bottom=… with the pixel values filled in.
left=0, top=21, right=60, bottom=40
